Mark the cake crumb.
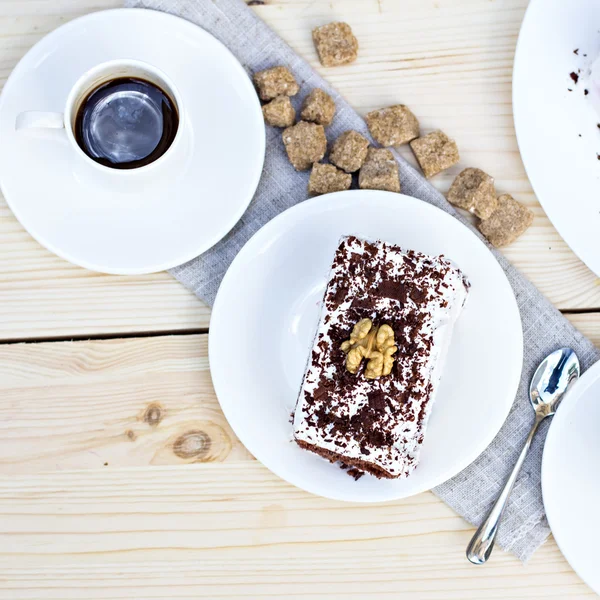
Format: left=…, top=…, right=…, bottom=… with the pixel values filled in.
left=358, top=147, right=400, bottom=192
left=447, top=167, right=497, bottom=219
left=312, top=22, right=358, bottom=67
left=262, top=96, right=295, bottom=127
left=282, top=121, right=327, bottom=170
left=410, top=130, right=459, bottom=178
left=308, top=162, right=352, bottom=195
left=570, top=71, right=579, bottom=84
left=253, top=66, right=299, bottom=101
left=366, top=105, right=419, bottom=147
left=330, top=130, right=370, bottom=173
left=300, top=89, right=336, bottom=126
left=478, top=193, right=534, bottom=247
left=346, top=467, right=364, bottom=481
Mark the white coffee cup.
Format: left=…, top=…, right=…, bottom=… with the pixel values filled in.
left=15, top=58, right=185, bottom=175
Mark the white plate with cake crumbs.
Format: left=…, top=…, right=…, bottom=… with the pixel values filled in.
left=513, top=0, right=600, bottom=278
left=0, top=9, right=264, bottom=274
left=210, top=191, right=523, bottom=502
left=542, top=359, right=600, bottom=595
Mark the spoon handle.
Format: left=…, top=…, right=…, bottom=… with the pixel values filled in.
left=466, top=413, right=545, bottom=565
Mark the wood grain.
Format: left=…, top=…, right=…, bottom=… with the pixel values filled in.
left=0, top=333, right=595, bottom=598
left=0, top=466, right=593, bottom=600
left=565, top=312, right=600, bottom=347
left=0, top=335, right=252, bottom=474
left=1, top=0, right=600, bottom=341
left=1, top=327, right=598, bottom=478
left=0, top=201, right=210, bottom=340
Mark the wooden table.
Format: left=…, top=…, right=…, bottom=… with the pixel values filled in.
left=1, top=1, right=597, bottom=598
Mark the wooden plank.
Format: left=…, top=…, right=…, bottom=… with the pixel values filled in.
left=0, top=0, right=599, bottom=341
left=0, top=255, right=211, bottom=341
left=0, top=466, right=592, bottom=599
left=0, top=335, right=251, bottom=474
left=565, top=312, right=600, bottom=349
left=2, top=326, right=597, bottom=477
left=0, top=334, right=592, bottom=598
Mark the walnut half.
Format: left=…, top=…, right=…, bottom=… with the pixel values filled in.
left=340, top=319, right=397, bottom=379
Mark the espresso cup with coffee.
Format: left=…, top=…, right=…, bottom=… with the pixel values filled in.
left=16, top=59, right=183, bottom=172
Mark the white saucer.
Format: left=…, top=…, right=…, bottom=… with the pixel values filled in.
left=513, top=0, right=600, bottom=278
left=0, top=9, right=265, bottom=274
left=542, top=359, right=600, bottom=595
left=209, top=191, right=523, bottom=502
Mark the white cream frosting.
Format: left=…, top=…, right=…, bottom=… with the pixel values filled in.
left=293, top=236, right=469, bottom=478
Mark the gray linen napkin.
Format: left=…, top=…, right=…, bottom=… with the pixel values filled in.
left=127, top=0, right=599, bottom=561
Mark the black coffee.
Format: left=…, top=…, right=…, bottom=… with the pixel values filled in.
left=75, top=77, right=178, bottom=169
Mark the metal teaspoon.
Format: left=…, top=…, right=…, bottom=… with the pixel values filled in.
left=466, top=347, right=580, bottom=565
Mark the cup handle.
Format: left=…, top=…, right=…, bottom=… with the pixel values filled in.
left=15, top=111, right=65, bottom=131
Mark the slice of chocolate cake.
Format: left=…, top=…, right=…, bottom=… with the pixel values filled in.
left=293, top=236, right=469, bottom=479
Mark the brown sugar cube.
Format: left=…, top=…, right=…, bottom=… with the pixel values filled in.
left=410, top=130, right=460, bottom=178
left=365, top=105, right=420, bottom=147
left=300, top=89, right=336, bottom=126
left=282, top=121, right=327, bottom=171
left=358, top=148, right=400, bottom=193
left=330, top=130, right=370, bottom=173
left=478, top=194, right=534, bottom=247
left=253, top=66, right=299, bottom=101
left=312, top=22, right=358, bottom=67
left=447, top=167, right=498, bottom=219
left=262, top=96, right=296, bottom=128
left=308, top=163, right=352, bottom=195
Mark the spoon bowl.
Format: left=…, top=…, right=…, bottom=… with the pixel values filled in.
left=530, top=348, right=580, bottom=417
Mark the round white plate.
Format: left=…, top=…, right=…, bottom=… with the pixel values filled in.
left=0, top=9, right=265, bottom=274
left=210, top=191, right=523, bottom=502
left=513, top=0, right=600, bottom=277
left=542, top=358, right=600, bottom=595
